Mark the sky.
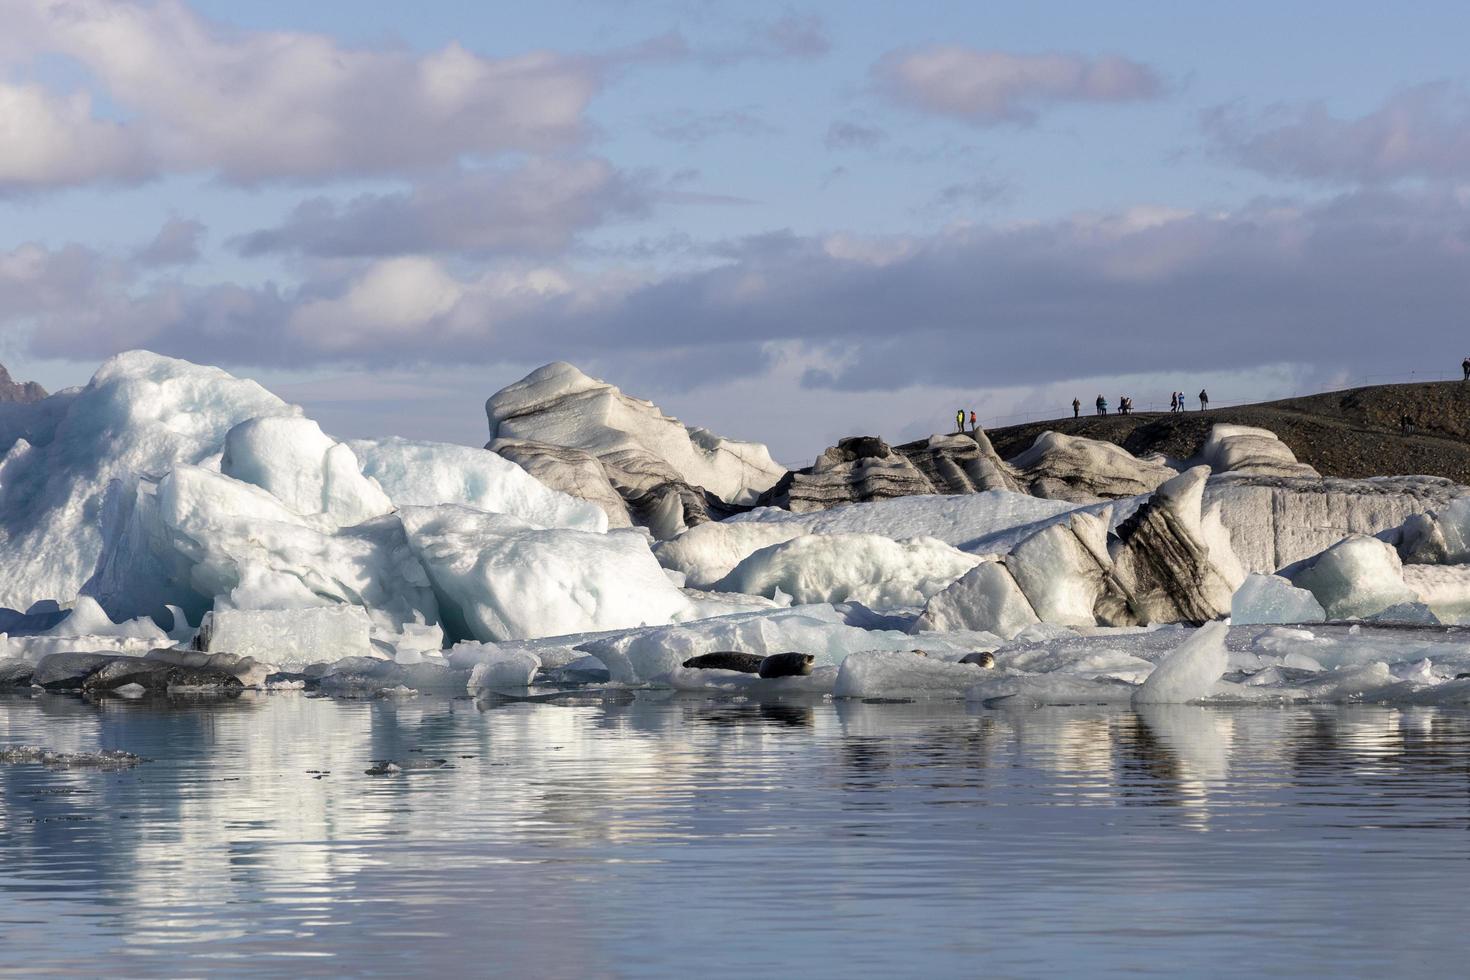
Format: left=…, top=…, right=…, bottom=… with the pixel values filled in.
left=4, top=0, right=1470, bottom=463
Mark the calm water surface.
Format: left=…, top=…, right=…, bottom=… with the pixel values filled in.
left=1, top=690, right=1469, bottom=977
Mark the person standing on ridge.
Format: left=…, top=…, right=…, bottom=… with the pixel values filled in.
left=1462, top=357, right=1469, bottom=381
left=1096, top=395, right=1107, bottom=416
left=1169, top=392, right=1178, bottom=413
left=1072, top=397, right=1081, bottom=418
left=956, top=409, right=964, bottom=433
left=969, top=410, right=977, bottom=433
left=1199, top=389, right=1209, bottom=411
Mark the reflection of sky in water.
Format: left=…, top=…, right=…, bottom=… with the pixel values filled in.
left=2, top=693, right=1470, bottom=976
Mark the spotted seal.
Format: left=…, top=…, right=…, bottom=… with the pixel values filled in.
left=959, top=652, right=996, bottom=669
left=757, top=652, right=815, bottom=679
left=683, top=652, right=764, bottom=673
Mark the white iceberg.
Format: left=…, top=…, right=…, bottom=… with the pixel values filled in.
left=714, top=533, right=982, bottom=609
left=351, top=436, right=607, bottom=532
left=399, top=505, right=692, bottom=642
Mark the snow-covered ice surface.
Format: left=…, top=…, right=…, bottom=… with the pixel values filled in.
left=727, top=491, right=1081, bottom=552
left=350, top=436, right=607, bottom=532
left=399, top=506, right=692, bottom=642
left=714, top=532, right=982, bottom=609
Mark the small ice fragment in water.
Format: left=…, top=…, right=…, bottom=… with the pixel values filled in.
left=0, top=745, right=148, bottom=769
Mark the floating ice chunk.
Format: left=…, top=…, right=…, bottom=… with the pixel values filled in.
left=654, top=522, right=807, bottom=589
left=833, top=649, right=994, bottom=700
left=911, top=560, right=1039, bottom=639
left=317, top=657, right=468, bottom=694
left=463, top=647, right=542, bottom=690
left=1295, top=662, right=1397, bottom=702
left=1284, top=651, right=1325, bottom=671
left=221, top=416, right=393, bottom=526
left=967, top=674, right=1137, bottom=707
left=715, top=533, right=981, bottom=609
left=1365, top=602, right=1441, bottom=626
left=1285, top=535, right=1418, bottom=620
left=0, top=745, right=147, bottom=769
left=400, top=506, right=692, bottom=642
left=349, top=436, right=607, bottom=532
left=208, top=606, right=373, bottom=668
left=1230, top=574, right=1327, bottom=625
left=1132, top=622, right=1230, bottom=704
left=43, top=596, right=171, bottom=642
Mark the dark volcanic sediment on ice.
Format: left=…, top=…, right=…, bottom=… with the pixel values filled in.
left=985, top=381, right=1470, bottom=483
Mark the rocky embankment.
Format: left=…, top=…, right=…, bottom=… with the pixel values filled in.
left=987, top=381, right=1470, bottom=483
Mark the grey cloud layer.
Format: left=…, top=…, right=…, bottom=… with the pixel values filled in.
left=9, top=190, right=1468, bottom=394
left=235, top=160, right=651, bottom=258
left=1206, top=82, right=1470, bottom=183
left=874, top=46, right=1161, bottom=124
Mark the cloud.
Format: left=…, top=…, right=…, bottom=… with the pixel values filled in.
left=134, top=217, right=205, bottom=267
left=0, top=0, right=602, bottom=190
left=824, top=120, right=887, bottom=150
left=649, top=107, right=779, bottom=145
left=750, top=13, right=831, bottom=60
left=234, top=159, right=650, bottom=258
left=11, top=189, right=1470, bottom=399
left=1205, top=82, right=1470, bottom=183
left=874, top=45, right=1161, bottom=125
left=925, top=177, right=1013, bottom=212
left=698, top=13, right=831, bottom=66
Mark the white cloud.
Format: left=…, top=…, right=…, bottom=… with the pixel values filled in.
left=874, top=45, right=1160, bottom=125
left=0, top=0, right=600, bottom=189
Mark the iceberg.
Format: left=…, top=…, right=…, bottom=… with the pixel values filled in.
left=487, top=361, right=785, bottom=506
left=0, top=351, right=296, bottom=610
left=714, top=533, right=982, bottom=610
left=399, top=505, right=692, bottom=642
left=1284, top=535, right=1418, bottom=620
left=1230, top=574, right=1327, bottom=625
left=1132, top=621, right=1230, bottom=704
left=351, top=436, right=607, bottom=532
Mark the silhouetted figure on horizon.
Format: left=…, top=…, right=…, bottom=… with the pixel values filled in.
left=1199, top=389, right=1209, bottom=411
left=1096, top=395, right=1107, bottom=416
left=1072, top=398, right=1080, bottom=418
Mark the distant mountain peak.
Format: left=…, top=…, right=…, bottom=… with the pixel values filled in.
left=0, top=362, right=46, bottom=403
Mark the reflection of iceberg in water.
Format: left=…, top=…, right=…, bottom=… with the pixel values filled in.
left=1128, top=705, right=1235, bottom=830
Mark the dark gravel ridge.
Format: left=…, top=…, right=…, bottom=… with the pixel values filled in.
left=983, top=381, right=1470, bottom=484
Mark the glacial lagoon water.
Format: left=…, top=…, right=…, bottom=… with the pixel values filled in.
left=3, top=691, right=1470, bottom=977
